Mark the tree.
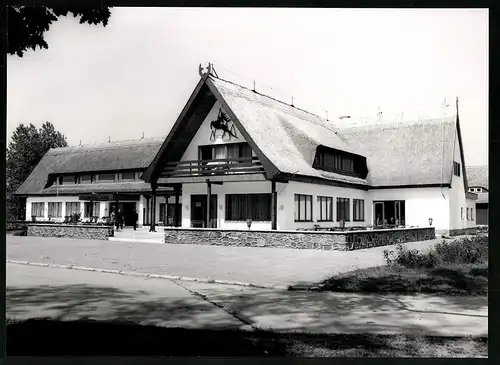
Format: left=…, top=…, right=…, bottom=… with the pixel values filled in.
left=8, top=5, right=112, bottom=58
left=6, top=122, right=68, bottom=220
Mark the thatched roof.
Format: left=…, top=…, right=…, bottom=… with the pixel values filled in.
left=466, top=165, right=488, bottom=189
left=466, top=165, right=488, bottom=204
left=336, top=118, right=457, bottom=187
left=210, top=77, right=368, bottom=186
left=16, top=138, right=164, bottom=195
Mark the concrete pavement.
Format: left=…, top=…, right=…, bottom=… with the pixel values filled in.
left=7, top=263, right=488, bottom=337
left=7, top=235, right=441, bottom=288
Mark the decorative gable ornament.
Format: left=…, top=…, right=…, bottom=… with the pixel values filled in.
left=210, top=108, right=237, bottom=141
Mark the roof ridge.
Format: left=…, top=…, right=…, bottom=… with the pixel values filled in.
left=336, top=116, right=456, bottom=132
left=50, top=136, right=165, bottom=151
left=209, top=75, right=327, bottom=122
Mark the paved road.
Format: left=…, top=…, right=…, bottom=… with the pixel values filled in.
left=7, top=235, right=441, bottom=287
left=7, top=263, right=488, bottom=337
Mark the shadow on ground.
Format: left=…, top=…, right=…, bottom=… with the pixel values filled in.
left=6, top=318, right=488, bottom=357
left=7, top=280, right=488, bottom=338
left=291, top=264, right=488, bottom=297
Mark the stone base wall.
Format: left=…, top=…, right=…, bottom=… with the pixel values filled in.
left=164, top=227, right=435, bottom=251
left=449, top=226, right=489, bottom=237
left=27, top=224, right=114, bottom=240
left=7, top=221, right=27, bottom=231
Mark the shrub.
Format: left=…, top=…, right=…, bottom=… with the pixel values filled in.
left=434, top=234, right=488, bottom=264
left=383, top=234, right=488, bottom=269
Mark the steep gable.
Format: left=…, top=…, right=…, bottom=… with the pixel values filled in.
left=144, top=74, right=368, bottom=186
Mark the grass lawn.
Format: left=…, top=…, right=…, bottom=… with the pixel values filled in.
left=307, top=262, right=488, bottom=295
left=6, top=318, right=487, bottom=357
left=293, top=235, right=488, bottom=296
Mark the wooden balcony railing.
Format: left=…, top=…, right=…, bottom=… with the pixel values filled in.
left=160, top=156, right=266, bottom=178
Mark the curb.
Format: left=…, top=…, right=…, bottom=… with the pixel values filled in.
left=6, top=260, right=288, bottom=291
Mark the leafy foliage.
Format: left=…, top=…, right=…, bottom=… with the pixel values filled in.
left=8, top=5, right=112, bottom=58
left=383, top=234, right=488, bottom=269
left=6, top=122, right=68, bottom=220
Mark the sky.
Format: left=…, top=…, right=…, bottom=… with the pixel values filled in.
left=7, top=8, right=488, bottom=166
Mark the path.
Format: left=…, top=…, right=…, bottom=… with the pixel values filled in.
left=7, top=263, right=488, bottom=337
left=7, top=235, right=441, bottom=288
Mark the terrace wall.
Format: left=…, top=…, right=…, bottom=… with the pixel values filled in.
left=164, top=227, right=435, bottom=251
left=27, top=224, right=114, bottom=240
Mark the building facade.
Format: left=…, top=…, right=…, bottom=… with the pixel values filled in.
left=466, top=165, right=488, bottom=225
left=17, top=66, right=478, bottom=234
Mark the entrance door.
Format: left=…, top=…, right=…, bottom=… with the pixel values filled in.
left=191, top=195, right=217, bottom=228
left=110, top=202, right=137, bottom=227
left=373, top=202, right=384, bottom=226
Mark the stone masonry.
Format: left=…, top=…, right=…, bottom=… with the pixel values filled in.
left=27, top=224, right=114, bottom=240
left=164, top=227, right=435, bottom=251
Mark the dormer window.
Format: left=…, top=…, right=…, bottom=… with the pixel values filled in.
left=59, top=175, right=76, bottom=185
left=80, top=174, right=93, bottom=184
left=313, top=146, right=366, bottom=178
left=121, top=171, right=136, bottom=181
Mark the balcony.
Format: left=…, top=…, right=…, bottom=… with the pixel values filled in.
left=160, top=156, right=266, bottom=178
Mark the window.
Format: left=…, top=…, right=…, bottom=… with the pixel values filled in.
left=201, top=143, right=252, bottom=161
left=318, top=196, right=333, bottom=221
left=121, top=171, right=135, bottom=181
left=84, top=202, right=100, bottom=218
left=98, top=173, right=115, bottom=182
left=466, top=207, right=470, bottom=220
left=226, top=194, right=271, bottom=221
left=337, top=198, right=350, bottom=221
left=80, top=174, right=92, bottom=184
left=342, top=156, right=354, bottom=172
left=461, top=207, right=464, bottom=219
left=66, top=202, right=81, bottom=216
left=294, top=194, right=313, bottom=222
left=60, top=175, right=76, bottom=185
left=48, top=202, right=62, bottom=218
left=314, top=149, right=355, bottom=174
left=31, top=202, right=45, bottom=217
left=353, top=199, right=365, bottom=221
left=471, top=208, right=474, bottom=220
left=477, top=188, right=482, bottom=193
left=453, top=162, right=461, bottom=177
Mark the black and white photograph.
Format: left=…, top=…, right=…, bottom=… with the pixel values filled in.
left=6, top=7, right=488, bottom=357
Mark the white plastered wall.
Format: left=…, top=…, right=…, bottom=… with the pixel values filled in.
left=370, top=187, right=450, bottom=231
left=278, top=180, right=371, bottom=231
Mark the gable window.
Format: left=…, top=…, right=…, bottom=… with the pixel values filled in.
left=48, top=202, right=62, bottom=218
left=294, top=194, right=313, bottom=222
left=353, top=199, right=365, bottom=221
left=121, top=172, right=135, bottom=181
left=84, top=202, right=100, bottom=218
left=66, top=202, right=81, bottom=216
left=318, top=196, right=333, bottom=221
left=453, top=162, right=461, bottom=177
left=60, top=175, right=76, bottom=185
left=31, top=202, right=45, bottom=218
left=200, top=143, right=252, bottom=161
left=80, top=174, right=92, bottom=184
left=476, top=188, right=482, bottom=193
left=98, top=173, right=115, bottom=182
left=337, top=198, right=350, bottom=221
left=226, top=194, right=271, bottom=221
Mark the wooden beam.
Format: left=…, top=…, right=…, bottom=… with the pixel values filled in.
left=206, top=180, right=212, bottom=228
left=174, top=184, right=181, bottom=227
left=271, top=180, right=277, bottom=230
